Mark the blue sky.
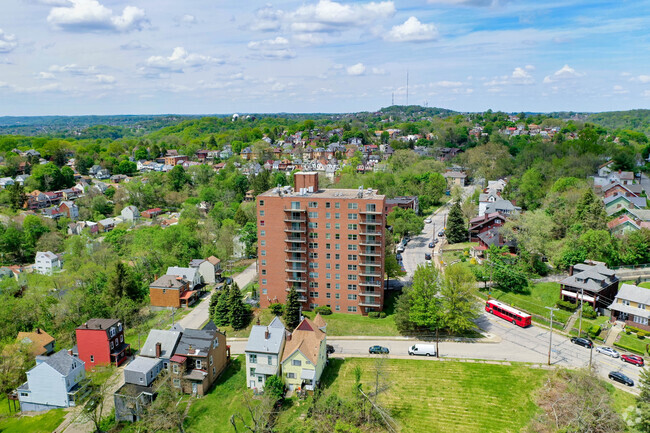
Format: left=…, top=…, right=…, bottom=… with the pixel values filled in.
left=0, top=0, right=649, bottom=115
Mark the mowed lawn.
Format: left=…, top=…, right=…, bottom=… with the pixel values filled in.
left=324, top=358, right=548, bottom=433
left=0, top=409, right=65, bottom=433
left=184, top=355, right=257, bottom=433
left=480, top=282, right=572, bottom=326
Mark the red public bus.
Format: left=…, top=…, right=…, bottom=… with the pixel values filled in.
left=485, top=299, right=532, bottom=328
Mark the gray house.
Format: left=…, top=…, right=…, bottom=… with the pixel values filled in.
left=140, top=329, right=182, bottom=370
left=17, top=349, right=88, bottom=412
left=244, top=316, right=286, bottom=391
left=121, top=205, right=140, bottom=223
left=123, top=356, right=163, bottom=387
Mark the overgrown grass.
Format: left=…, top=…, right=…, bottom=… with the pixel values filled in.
left=321, top=358, right=548, bottom=433
left=184, top=356, right=257, bottom=433
left=479, top=282, right=572, bottom=326
left=615, top=332, right=649, bottom=355
left=124, top=307, right=190, bottom=352
left=0, top=408, right=65, bottom=433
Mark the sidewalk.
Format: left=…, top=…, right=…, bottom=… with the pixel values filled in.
left=605, top=323, right=623, bottom=346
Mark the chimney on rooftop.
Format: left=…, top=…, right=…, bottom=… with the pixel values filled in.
left=156, top=342, right=162, bottom=358
left=99, top=324, right=102, bottom=329
left=36, top=328, right=41, bottom=334
left=265, top=327, right=270, bottom=340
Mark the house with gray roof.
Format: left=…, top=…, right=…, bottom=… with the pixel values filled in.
left=123, top=356, right=163, bottom=387
left=245, top=316, right=286, bottom=391
left=609, top=284, right=650, bottom=331
left=484, top=199, right=520, bottom=216
left=166, top=266, right=201, bottom=290
left=17, top=349, right=88, bottom=412
left=114, top=356, right=162, bottom=423
left=34, top=251, right=62, bottom=275
left=140, top=329, right=182, bottom=369
left=559, top=261, right=619, bottom=310
left=121, top=205, right=140, bottom=223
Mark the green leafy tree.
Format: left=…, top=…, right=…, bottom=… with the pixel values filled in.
left=109, top=262, right=140, bottom=300
left=517, top=167, right=545, bottom=210
left=269, top=303, right=284, bottom=316
left=409, top=264, right=443, bottom=357
left=574, top=189, right=607, bottom=231
left=441, top=264, right=478, bottom=334
left=116, top=160, right=137, bottom=175
left=168, top=165, right=188, bottom=192
left=446, top=200, right=468, bottom=244
left=31, top=162, right=64, bottom=191
left=387, top=207, right=423, bottom=238
left=284, top=286, right=301, bottom=330
left=264, top=375, right=285, bottom=401
left=240, top=222, right=258, bottom=256
left=213, top=286, right=231, bottom=326
left=7, top=183, right=26, bottom=210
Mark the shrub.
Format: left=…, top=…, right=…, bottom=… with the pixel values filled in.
left=627, top=326, right=640, bottom=334
left=556, top=300, right=578, bottom=311
left=368, top=312, right=380, bottom=319
left=638, top=330, right=648, bottom=339
left=379, top=312, right=386, bottom=318
left=587, top=325, right=601, bottom=339
left=314, top=306, right=332, bottom=315
left=269, top=303, right=284, bottom=316
left=581, top=305, right=597, bottom=319
left=264, top=375, right=285, bottom=401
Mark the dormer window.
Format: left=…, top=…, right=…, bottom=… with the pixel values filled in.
left=109, top=328, right=116, bottom=338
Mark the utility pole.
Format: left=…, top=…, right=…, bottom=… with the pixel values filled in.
left=578, top=287, right=584, bottom=337
left=545, top=306, right=559, bottom=366
left=589, top=345, right=593, bottom=369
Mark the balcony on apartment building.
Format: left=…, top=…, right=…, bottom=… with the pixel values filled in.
left=359, top=299, right=382, bottom=307
left=284, top=247, right=307, bottom=253
left=285, top=286, right=307, bottom=293
left=359, top=290, right=381, bottom=297
left=286, top=276, right=307, bottom=283
left=359, top=270, right=382, bottom=277
left=285, top=256, right=307, bottom=263
left=359, top=249, right=381, bottom=257
left=359, top=280, right=382, bottom=287
left=359, top=239, right=382, bottom=246
left=284, top=237, right=306, bottom=243
left=284, top=207, right=306, bottom=213
left=359, top=260, right=381, bottom=267
left=285, top=266, right=307, bottom=273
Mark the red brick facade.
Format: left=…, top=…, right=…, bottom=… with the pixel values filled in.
left=75, top=319, right=129, bottom=371
left=257, top=173, right=386, bottom=315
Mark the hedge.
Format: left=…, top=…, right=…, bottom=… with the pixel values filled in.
left=368, top=312, right=387, bottom=319
left=556, top=300, right=578, bottom=311
left=314, top=306, right=332, bottom=316
left=614, top=342, right=646, bottom=355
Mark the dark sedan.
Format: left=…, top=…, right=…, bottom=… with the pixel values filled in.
left=609, top=371, right=634, bottom=386
left=369, top=345, right=390, bottom=354
left=570, top=337, right=593, bottom=349
left=428, top=242, right=435, bottom=248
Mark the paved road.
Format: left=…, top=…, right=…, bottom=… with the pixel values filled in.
left=177, top=262, right=258, bottom=329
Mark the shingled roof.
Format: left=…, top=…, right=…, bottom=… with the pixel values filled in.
left=281, top=318, right=326, bottom=365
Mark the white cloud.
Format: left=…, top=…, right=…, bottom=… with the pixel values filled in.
left=47, top=0, right=149, bottom=33
left=525, top=64, right=535, bottom=70
left=427, top=0, right=505, bottom=5
left=346, top=63, right=366, bottom=76
left=0, top=29, right=17, bottom=53
left=288, top=0, right=395, bottom=33
left=511, top=67, right=534, bottom=84
left=179, top=15, right=197, bottom=25
left=371, top=67, right=386, bottom=75
left=251, top=5, right=284, bottom=32
left=36, top=72, right=56, bottom=79
left=634, top=75, right=650, bottom=83
left=88, top=74, right=115, bottom=84
left=247, top=37, right=296, bottom=59
left=434, top=80, right=463, bottom=88
left=543, top=64, right=583, bottom=83
left=49, top=63, right=97, bottom=75
left=612, top=85, right=628, bottom=94
left=385, top=17, right=438, bottom=42
left=145, top=47, right=223, bottom=73
left=293, top=33, right=324, bottom=46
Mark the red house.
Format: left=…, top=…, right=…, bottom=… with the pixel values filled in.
left=469, top=212, right=507, bottom=242
left=142, top=208, right=162, bottom=219
left=75, top=318, right=130, bottom=371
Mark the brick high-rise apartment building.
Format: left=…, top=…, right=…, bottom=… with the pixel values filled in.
left=257, top=172, right=386, bottom=315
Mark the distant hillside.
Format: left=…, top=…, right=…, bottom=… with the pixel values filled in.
left=587, top=109, right=650, bottom=135
left=378, top=105, right=457, bottom=119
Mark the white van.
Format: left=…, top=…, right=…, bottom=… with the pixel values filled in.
left=408, top=344, right=436, bottom=356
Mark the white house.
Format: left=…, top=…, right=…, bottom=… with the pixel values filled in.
left=166, top=266, right=201, bottom=290
left=121, top=205, right=140, bottom=223
left=34, top=251, right=62, bottom=275
left=0, top=177, right=15, bottom=189
left=17, top=349, right=87, bottom=412
left=189, top=256, right=221, bottom=285
left=245, top=317, right=286, bottom=391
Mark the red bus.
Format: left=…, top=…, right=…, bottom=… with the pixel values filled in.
left=485, top=299, right=532, bottom=327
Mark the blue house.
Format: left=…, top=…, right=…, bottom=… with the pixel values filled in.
left=17, top=349, right=88, bottom=412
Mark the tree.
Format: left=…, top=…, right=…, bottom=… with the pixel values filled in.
left=213, top=286, right=231, bottom=326
left=109, top=262, right=140, bottom=300
left=517, top=167, right=545, bottom=210
left=574, top=188, right=607, bottom=232
left=61, top=166, right=75, bottom=187
left=228, top=283, right=249, bottom=330
left=116, top=160, right=137, bottom=175
left=638, top=367, right=650, bottom=431
left=446, top=200, right=468, bottom=244
left=168, top=165, right=188, bottom=192
left=386, top=207, right=423, bottom=239
left=31, top=162, right=64, bottom=191
left=209, top=290, right=220, bottom=320
left=140, top=373, right=188, bottom=432
left=240, top=222, right=258, bottom=256
left=441, top=264, right=478, bottom=334
left=264, top=375, right=285, bottom=401
left=0, top=341, right=31, bottom=395
left=81, top=368, right=112, bottom=433
left=284, top=286, right=301, bottom=330
left=409, top=264, right=443, bottom=357
left=7, top=183, right=26, bottom=210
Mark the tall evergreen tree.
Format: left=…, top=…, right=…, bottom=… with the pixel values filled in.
left=213, top=285, right=231, bottom=326
left=208, top=290, right=220, bottom=320
left=8, top=183, right=26, bottom=211
left=574, top=188, right=607, bottom=231
left=446, top=200, right=468, bottom=244
left=284, top=287, right=301, bottom=330
left=228, top=283, right=249, bottom=330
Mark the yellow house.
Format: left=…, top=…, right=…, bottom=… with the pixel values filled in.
left=281, top=317, right=327, bottom=391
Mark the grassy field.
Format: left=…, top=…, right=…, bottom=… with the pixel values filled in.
left=124, top=307, right=191, bottom=352
left=225, top=290, right=401, bottom=337
left=317, top=358, right=548, bottom=433
left=616, top=332, right=649, bottom=355
left=184, top=356, right=256, bottom=433
left=0, top=408, right=65, bottom=433
left=568, top=315, right=609, bottom=340
left=622, top=281, right=650, bottom=289
left=479, top=282, right=573, bottom=326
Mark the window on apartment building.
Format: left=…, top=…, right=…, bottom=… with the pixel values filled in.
left=347, top=254, right=357, bottom=261
left=336, top=305, right=341, bottom=311
left=309, top=272, right=319, bottom=278
left=291, top=201, right=300, bottom=209
left=287, top=372, right=296, bottom=379
left=325, top=253, right=331, bottom=259
left=326, top=243, right=331, bottom=250
left=262, top=279, right=267, bottom=285
left=347, top=223, right=357, bottom=230
left=309, top=252, right=319, bottom=259
left=335, top=202, right=340, bottom=209
left=335, top=293, right=340, bottom=299
left=308, top=222, right=318, bottom=229
left=348, top=245, right=358, bottom=251
left=325, top=202, right=331, bottom=208
left=308, top=242, right=318, bottom=249
left=261, top=240, right=266, bottom=246
left=309, top=282, right=319, bottom=288
left=260, top=220, right=265, bottom=226
left=326, top=263, right=331, bottom=269
left=335, top=213, right=340, bottom=219
left=260, top=230, right=265, bottom=236
left=335, top=274, right=340, bottom=280
left=348, top=234, right=357, bottom=241
left=335, top=224, right=340, bottom=230
left=309, top=291, right=319, bottom=298
left=325, top=213, right=331, bottom=220
left=309, top=232, right=318, bottom=239
left=309, top=202, right=318, bottom=208
left=348, top=284, right=357, bottom=290
left=309, top=212, right=318, bottom=218
left=260, top=210, right=265, bottom=217
left=366, top=204, right=375, bottom=211
left=348, top=306, right=358, bottom=312
left=262, top=269, right=266, bottom=275
left=261, top=250, right=266, bottom=256
left=326, top=273, right=331, bottom=279
left=326, top=293, right=331, bottom=299
left=259, top=200, right=264, bottom=206
left=325, top=233, right=331, bottom=239
left=326, top=283, right=331, bottom=289
left=326, top=223, right=331, bottom=229
left=335, top=264, right=340, bottom=270
left=335, top=244, right=341, bottom=250
left=335, top=233, right=340, bottom=240
left=262, top=289, right=267, bottom=295
left=348, top=274, right=358, bottom=281
left=348, top=203, right=358, bottom=209
left=335, top=254, right=340, bottom=260
left=348, top=264, right=357, bottom=271
left=262, top=260, right=266, bottom=266
left=249, top=354, right=257, bottom=363
left=348, top=214, right=357, bottom=220
left=348, top=294, right=358, bottom=300
left=309, top=263, right=318, bottom=269
left=336, top=283, right=341, bottom=290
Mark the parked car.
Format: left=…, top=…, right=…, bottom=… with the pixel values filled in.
left=424, top=253, right=432, bottom=260
left=424, top=218, right=432, bottom=224
left=369, top=345, right=389, bottom=354
left=396, top=245, right=405, bottom=253
left=408, top=344, right=436, bottom=356
left=438, top=231, right=445, bottom=237
left=570, top=337, right=594, bottom=349
left=395, top=253, right=402, bottom=260
left=224, top=277, right=233, bottom=285
left=428, top=242, right=435, bottom=248
left=326, top=344, right=335, bottom=355
left=621, top=354, right=645, bottom=366
left=609, top=371, right=634, bottom=386
left=595, top=346, right=620, bottom=358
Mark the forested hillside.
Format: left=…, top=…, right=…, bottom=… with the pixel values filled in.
left=588, top=109, right=650, bottom=136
